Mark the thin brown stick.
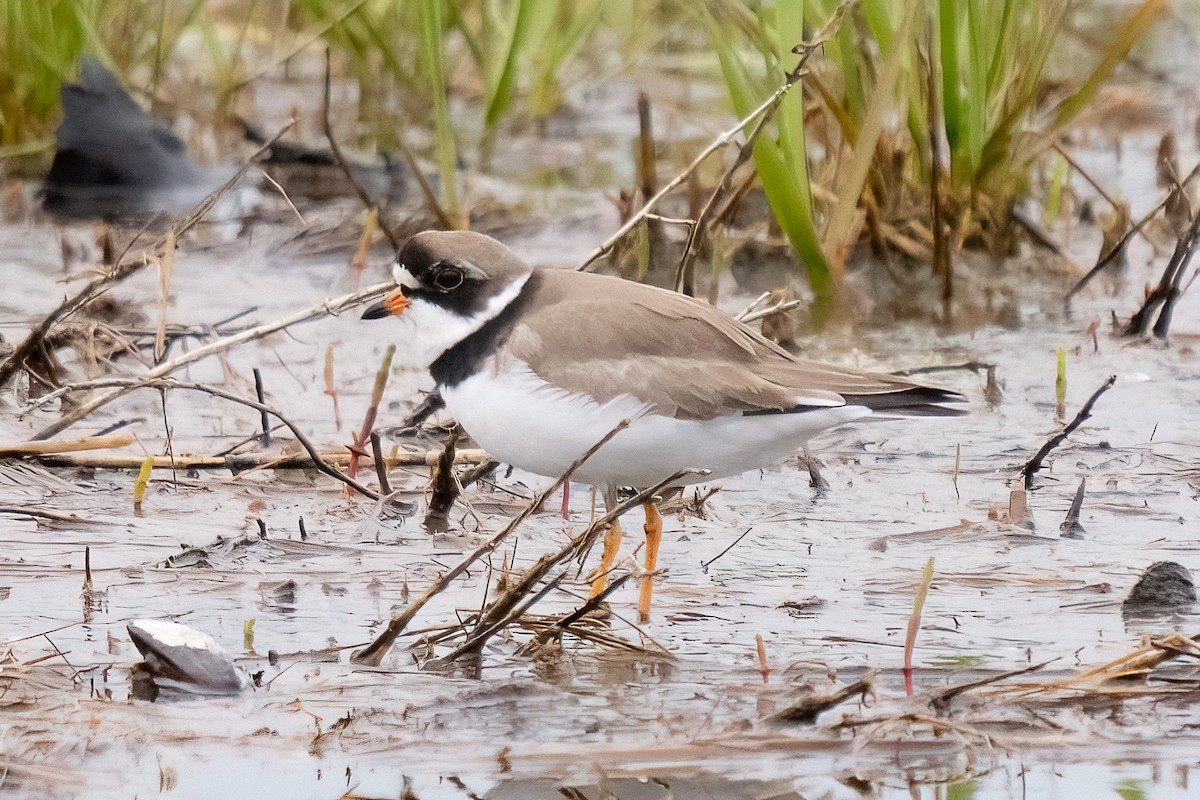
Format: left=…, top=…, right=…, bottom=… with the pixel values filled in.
left=576, top=78, right=806, bottom=273
left=350, top=420, right=632, bottom=667
left=892, top=361, right=996, bottom=377
left=392, top=390, right=445, bottom=434
left=636, top=91, right=658, bottom=206
left=395, top=144, right=455, bottom=231
left=1018, top=633, right=1200, bottom=693
left=1020, top=374, right=1117, bottom=490
left=211, top=422, right=284, bottom=457
left=1051, top=142, right=1122, bottom=211
left=672, top=106, right=773, bottom=295
left=0, top=122, right=295, bottom=391
left=672, top=45, right=823, bottom=295
left=1068, top=159, right=1200, bottom=302
left=369, top=431, right=392, bottom=495
left=423, top=425, right=461, bottom=531
left=771, top=674, right=874, bottom=724
left=523, top=594, right=667, bottom=657
left=1060, top=478, right=1087, bottom=537
left=0, top=507, right=100, bottom=524
left=21, top=378, right=381, bottom=498
left=345, top=345, right=395, bottom=486
left=926, top=26, right=951, bottom=322
left=252, top=367, right=270, bottom=446
left=435, top=567, right=572, bottom=665
left=253, top=165, right=306, bottom=225
left=153, top=230, right=174, bottom=363
left=27, top=282, right=392, bottom=440
left=322, top=48, right=402, bottom=255
left=735, top=291, right=772, bottom=320
left=539, top=572, right=634, bottom=639
left=457, top=457, right=500, bottom=490
left=671, top=11, right=852, bottom=295
left=1131, top=201, right=1200, bottom=338
left=323, top=345, right=342, bottom=430
left=738, top=298, right=805, bottom=325
left=931, top=660, right=1057, bottom=712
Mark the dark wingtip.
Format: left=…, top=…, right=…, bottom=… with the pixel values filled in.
left=843, top=386, right=968, bottom=416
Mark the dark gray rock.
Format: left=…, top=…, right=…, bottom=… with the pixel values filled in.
left=42, top=59, right=217, bottom=222
left=1123, top=561, right=1196, bottom=611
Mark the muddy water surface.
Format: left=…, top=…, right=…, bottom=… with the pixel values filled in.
left=5, top=59, right=1200, bottom=800
left=3, top=209, right=1200, bottom=799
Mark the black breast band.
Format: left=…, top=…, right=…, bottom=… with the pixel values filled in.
left=429, top=273, right=539, bottom=388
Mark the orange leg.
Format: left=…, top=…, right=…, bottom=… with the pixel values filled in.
left=589, top=519, right=624, bottom=598
left=637, top=501, right=662, bottom=623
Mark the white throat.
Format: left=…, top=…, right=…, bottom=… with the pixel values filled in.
left=391, top=272, right=530, bottom=368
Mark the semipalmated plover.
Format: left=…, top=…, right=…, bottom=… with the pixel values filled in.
left=364, top=231, right=962, bottom=619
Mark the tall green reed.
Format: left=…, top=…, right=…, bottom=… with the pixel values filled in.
left=703, top=0, right=1164, bottom=319
left=700, top=2, right=834, bottom=319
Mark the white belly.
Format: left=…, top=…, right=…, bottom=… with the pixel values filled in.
left=441, top=361, right=870, bottom=487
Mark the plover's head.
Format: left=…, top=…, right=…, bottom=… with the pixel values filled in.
left=362, top=230, right=534, bottom=365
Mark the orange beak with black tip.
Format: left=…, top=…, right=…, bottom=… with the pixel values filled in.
left=361, top=287, right=410, bottom=319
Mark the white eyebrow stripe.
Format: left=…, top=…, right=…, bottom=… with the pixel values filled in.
left=393, top=263, right=422, bottom=289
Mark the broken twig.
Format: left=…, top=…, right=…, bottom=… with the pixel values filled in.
left=436, top=467, right=699, bottom=664
left=1020, top=375, right=1116, bottom=490
left=1068, top=159, right=1200, bottom=302
left=577, top=66, right=809, bottom=272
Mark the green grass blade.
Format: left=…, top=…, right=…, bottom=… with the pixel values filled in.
left=703, top=5, right=832, bottom=309
left=937, top=0, right=964, bottom=182
left=417, top=0, right=459, bottom=226
left=483, top=0, right=539, bottom=129
left=529, top=0, right=604, bottom=118
left=822, top=0, right=917, bottom=274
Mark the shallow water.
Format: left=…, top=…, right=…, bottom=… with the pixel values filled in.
left=4, top=204, right=1200, bottom=798
left=6, top=30, right=1200, bottom=800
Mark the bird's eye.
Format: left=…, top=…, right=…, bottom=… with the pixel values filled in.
left=432, top=266, right=465, bottom=292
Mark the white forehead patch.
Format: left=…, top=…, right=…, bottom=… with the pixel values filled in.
left=393, top=262, right=421, bottom=289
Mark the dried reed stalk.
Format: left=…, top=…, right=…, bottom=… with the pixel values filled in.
left=28, top=282, right=392, bottom=441
left=345, top=344, right=395, bottom=487
left=0, top=434, right=133, bottom=456
left=1020, top=374, right=1117, bottom=490
left=351, top=420, right=632, bottom=666
left=577, top=74, right=808, bottom=273
left=437, top=468, right=699, bottom=663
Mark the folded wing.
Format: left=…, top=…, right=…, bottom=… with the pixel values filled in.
left=503, top=271, right=963, bottom=421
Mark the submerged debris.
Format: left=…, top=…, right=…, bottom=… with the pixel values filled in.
left=771, top=674, right=873, bottom=724
left=1123, top=561, right=1197, bottom=612
left=1059, top=478, right=1087, bottom=538
left=127, top=619, right=247, bottom=700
